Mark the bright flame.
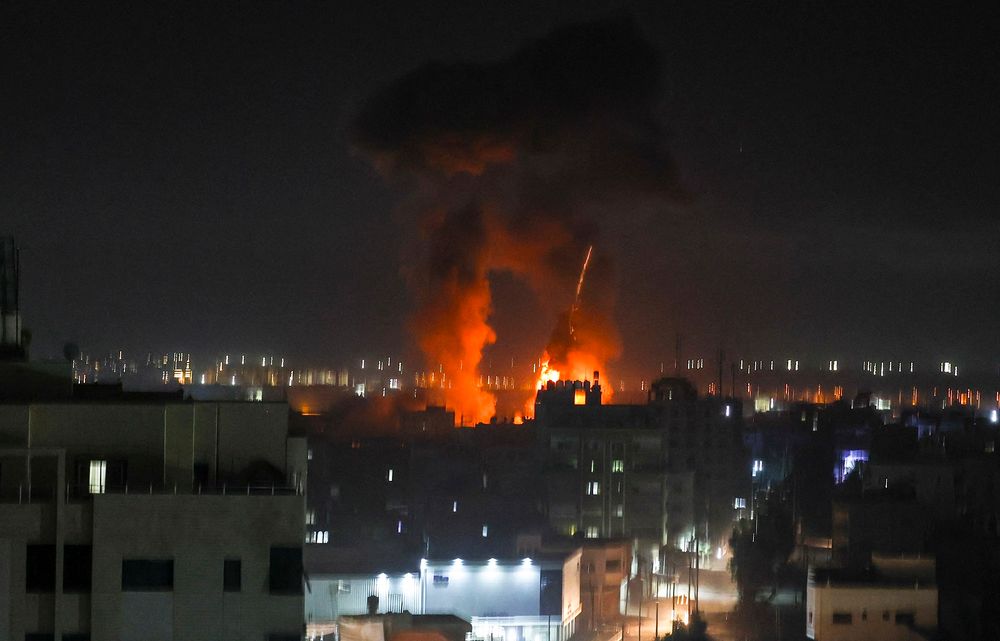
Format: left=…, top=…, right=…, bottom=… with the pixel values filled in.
left=523, top=349, right=612, bottom=417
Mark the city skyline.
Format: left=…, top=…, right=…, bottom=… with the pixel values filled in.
left=3, top=3, right=998, bottom=375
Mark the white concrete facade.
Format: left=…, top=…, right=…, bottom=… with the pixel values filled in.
left=0, top=400, right=306, bottom=641
left=806, top=571, right=937, bottom=641
left=306, top=553, right=583, bottom=641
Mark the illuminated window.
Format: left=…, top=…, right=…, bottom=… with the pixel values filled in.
left=611, top=459, right=624, bottom=473
left=574, top=388, right=586, bottom=405
left=586, top=481, right=600, bottom=496
left=306, top=510, right=316, bottom=525
left=734, top=497, right=746, bottom=509
left=88, top=460, right=107, bottom=494
left=452, top=500, right=458, bottom=513
left=615, top=504, right=624, bottom=517
left=585, top=526, right=599, bottom=539
left=387, top=468, right=393, bottom=482
left=752, top=459, right=764, bottom=477
left=590, top=460, right=596, bottom=473
left=482, top=524, right=488, bottom=537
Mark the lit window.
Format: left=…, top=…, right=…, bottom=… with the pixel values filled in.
left=89, top=460, right=107, bottom=494
left=574, top=389, right=586, bottom=405
left=306, top=510, right=316, bottom=525
left=611, top=459, right=624, bottom=473
left=387, top=468, right=393, bottom=482
left=452, top=500, right=458, bottom=513
left=482, top=524, right=488, bottom=537
left=586, top=481, right=600, bottom=496
left=590, top=459, right=596, bottom=473
left=734, top=497, right=746, bottom=509
left=752, top=460, right=764, bottom=477
left=615, top=504, right=624, bottom=517
left=585, top=526, right=599, bottom=539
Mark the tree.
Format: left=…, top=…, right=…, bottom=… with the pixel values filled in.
left=728, top=500, right=794, bottom=606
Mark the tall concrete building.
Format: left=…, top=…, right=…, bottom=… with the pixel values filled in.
left=0, top=375, right=308, bottom=641
left=536, top=377, right=746, bottom=572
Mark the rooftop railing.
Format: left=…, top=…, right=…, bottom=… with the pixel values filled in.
left=0, top=482, right=302, bottom=504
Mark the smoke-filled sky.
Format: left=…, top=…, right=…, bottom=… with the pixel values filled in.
left=2, top=2, right=999, bottom=376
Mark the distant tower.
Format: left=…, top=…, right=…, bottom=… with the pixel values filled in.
left=0, top=236, right=24, bottom=359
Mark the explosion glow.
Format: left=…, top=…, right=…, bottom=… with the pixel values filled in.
left=353, top=19, right=681, bottom=425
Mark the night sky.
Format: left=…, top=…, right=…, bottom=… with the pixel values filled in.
left=3, top=2, right=998, bottom=377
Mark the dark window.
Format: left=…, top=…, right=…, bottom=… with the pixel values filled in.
left=63, top=546, right=92, bottom=592
left=895, top=612, right=916, bottom=625
left=605, top=560, right=621, bottom=572
left=882, top=610, right=890, bottom=621
left=539, top=569, right=562, bottom=615
left=62, top=635, right=90, bottom=641
left=122, top=560, right=173, bottom=591
left=268, top=547, right=302, bottom=594
left=193, top=463, right=210, bottom=486
left=267, top=635, right=301, bottom=641
left=832, top=612, right=852, bottom=624
left=25, top=545, right=56, bottom=592
left=224, top=559, right=241, bottom=592
left=24, top=634, right=55, bottom=641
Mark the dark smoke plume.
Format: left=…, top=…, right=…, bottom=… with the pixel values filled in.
left=353, top=17, right=684, bottom=423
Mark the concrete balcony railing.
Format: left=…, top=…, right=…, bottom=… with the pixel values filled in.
left=0, top=482, right=303, bottom=504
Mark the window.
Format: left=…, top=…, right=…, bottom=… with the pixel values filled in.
left=25, top=545, right=55, bottom=592
left=64, top=545, right=92, bottom=593
left=306, top=509, right=316, bottom=525
left=24, top=635, right=55, bottom=641
left=894, top=612, right=915, bottom=625
left=269, top=547, right=303, bottom=594
left=122, top=560, right=174, bottom=591
left=62, top=635, right=91, bottom=641
left=606, top=560, right=621, bottom=572
left=452, top=500, right=458, bottom=513
left=832, top=612, right=852, bottom=625
left=734, top=498, right=747, bottom=509
left=224, top=559, right=241, bottom=592
left=752, top=460, right=764, bottom=477
left=585, top=526, right=599, bottom=538
left=586, top=481, right=600, bottom=496
left=590, top=460, right=596, bottom=473
left=482, top=524, right=489, bottom=537
left=882, top=610, right=890, bottom=621
left=611, top=459, right=624, bottom=473
left=615, top=504, right=624, bottom=517
left=387, top=468, right=393, bottom=482
left=88, top=460, right=106, bottom=494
